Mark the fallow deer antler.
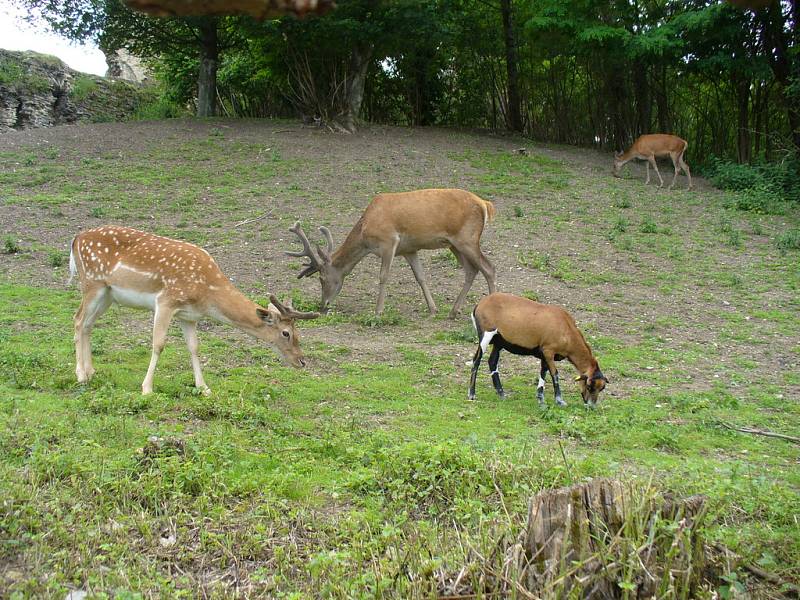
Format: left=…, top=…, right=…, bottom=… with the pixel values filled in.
left=269, top=294, right=320, bottom=320
left=286, top=221, right=322, bottom=278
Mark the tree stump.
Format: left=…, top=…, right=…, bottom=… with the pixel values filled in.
left=515, top=479, right=707, bottom=598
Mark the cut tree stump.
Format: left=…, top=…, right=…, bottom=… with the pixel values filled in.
left=514, top=479, right=707, bottom=598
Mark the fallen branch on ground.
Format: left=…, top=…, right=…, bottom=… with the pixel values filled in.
left=720, top=422, right=800, bottom=444
left=233, top=209, right=274, bottom=228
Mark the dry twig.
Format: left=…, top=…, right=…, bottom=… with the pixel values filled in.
left=720, top=422, right=800, bottom=444
left=233, top=209, right=274, bottom=228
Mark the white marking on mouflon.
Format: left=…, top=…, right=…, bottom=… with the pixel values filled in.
left=480, top=329, right=497, bottom=353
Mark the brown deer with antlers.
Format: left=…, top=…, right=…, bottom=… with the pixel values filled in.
left=70, top=226, right=318, bottom=395
left=613, top=134, right=692, bottom=190
left=286, top=188, right=497, bottom=317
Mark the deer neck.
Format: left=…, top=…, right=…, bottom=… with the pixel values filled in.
left=208, top=284, right=263, bottom=333
left=331, top=221, right=370, bottom=276
left=617, top=148, right=637, bottom=165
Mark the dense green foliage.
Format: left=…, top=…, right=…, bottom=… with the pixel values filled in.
left=17, top=0, right=800, bottom=162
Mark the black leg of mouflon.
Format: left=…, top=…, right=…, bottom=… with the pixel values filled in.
left=553, top=372, right=565, bottom=406
left=488, top=344, right=504, bottom=398
left=468, top=344, right=483, bottom=400
left=537, top=360, right=548, bottom=404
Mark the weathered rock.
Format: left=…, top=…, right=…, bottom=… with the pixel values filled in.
left=105, top=48, right=150, bottom=83
left=0, top=49, right=150, bottom=134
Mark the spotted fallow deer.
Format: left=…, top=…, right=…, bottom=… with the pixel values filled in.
left=613, top=134, right=692, bottom=190
left=285, top=188, right=497, bottom=317
left=69, top=226, right=318, bottom=395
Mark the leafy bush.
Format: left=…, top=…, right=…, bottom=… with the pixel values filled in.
left=707, top=156, right=800, bottom=214
left=47, top=250, right=66, bottom=267
left=4, top=236, right=20, bottom=254
left=776, top=229, right=800, bottom=253
left=132, top=96, right=187, bottom=120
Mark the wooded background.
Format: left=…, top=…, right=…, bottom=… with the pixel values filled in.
left=22, top=0, right=800, bottom=163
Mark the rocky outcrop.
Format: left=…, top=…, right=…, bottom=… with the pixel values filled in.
left=105, top=49, right=150, bottom=84
left=0, top=49, right=150, bottom=133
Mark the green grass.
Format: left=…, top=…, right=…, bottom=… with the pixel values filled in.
left=1, top=278, right=798, bottom=596
left=1, top=121, right=799, bottom=598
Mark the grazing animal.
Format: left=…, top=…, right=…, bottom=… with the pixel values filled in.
left=468, top=293, right=608, bottom=407
left=285, top=188, right=497, bottom=317
left=613, top=134, right=692, bottom=190
left=69, top=226, right=318, bottom=395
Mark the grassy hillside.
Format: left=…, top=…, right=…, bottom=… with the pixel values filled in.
left=1, top=119, right=798, bottom=598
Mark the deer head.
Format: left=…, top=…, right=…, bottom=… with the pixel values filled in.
left=258, top=294, right=319, bottom=367
left=286, top=221, right=343, bottom=313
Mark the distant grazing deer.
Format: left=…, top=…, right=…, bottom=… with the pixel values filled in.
left=469, top=293, right=608, bottom=407
left=70, top=226, right=318, bottom=395
left=285, top=188, right=497, bottom=317
left=613, top=134, right=692, bottom=190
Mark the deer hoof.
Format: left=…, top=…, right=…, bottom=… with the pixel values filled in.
left=200, top=386, right=212, bottom=397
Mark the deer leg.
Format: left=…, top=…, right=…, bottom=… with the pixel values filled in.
left=537, top=360, right=548, bottom=405
left=179, top=320, right=210, bottom=396
left=142, top=303, right=177, bottom=395
left=457, top=242, right=496, bottom=294
left=450, top=257, right=478, bottom=319
left=404, top=252, right=437, bottom=314
left=680, top=155, right=692, bottom=190
left=375, top=238, right=399, bottom=315
left=644, top=160, right=651, bottom=185
left=648, top=156, right=664, bottom=188
left=669, top=153, right=680, bottom=189
left=450, top=244, right=495, bottom=317
left=479, top=250, right=496, bottom=294
left=544, top=351, right=565, bottom=406
left=74, top=284, right=111, bottom=383
left=488, top=344, right=505, bottom=398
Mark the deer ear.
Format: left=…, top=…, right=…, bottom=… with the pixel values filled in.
left=256, top=307, right=276, bottom=325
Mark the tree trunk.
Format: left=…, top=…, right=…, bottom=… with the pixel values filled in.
left=500, top=0, right=522, bottom=132
left=762, top=1, right=800, bottom=152
left=633, top=62, right=651, bottom=138
left=341, top=43, right=373, bottom=133
left=196, top=18, right=219, bottom=118
left=516, top=479, right=707, bottom=598
left=735, top=75, right=751, bottom=163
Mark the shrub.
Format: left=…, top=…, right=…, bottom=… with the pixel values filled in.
left=4, top=236, right=20, bottom=254
left=776, top=229, right=800, bottom=253
left=70, top=74, right=99, bottom=100
left=639, top=217, right=658, bottom=234
left=47, top=250, right=66, bottom=267
left=707, top=156, right=800, bottom=214
left=132, top=96, right=187, bottom=120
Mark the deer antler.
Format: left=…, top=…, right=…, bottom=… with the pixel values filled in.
left=286, top=221, right=322, bottom=278
left=317, top=226, right=335, bottom=262
left=269, top=294, right=320, bottom=320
